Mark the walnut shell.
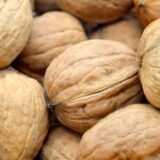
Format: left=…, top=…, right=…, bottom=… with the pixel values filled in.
left=15, top=11, right=87, bottom=82
left=78, top=104, right=160, bottom=160
left=0, top=69, right=48, bottom=160
left=56, top=0, right=133, bottom=23
left=90, top=18, right=142, bottom=51
left=41, top=126, right=80, bottom=160
left=44, top=40, right=143, bottom=133
left=134, top=0, right=160, bottom=27
left=0, top=0, right=33, bottom=69
left=139, top=18, right=160, bottom=108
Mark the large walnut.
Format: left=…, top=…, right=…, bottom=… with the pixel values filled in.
left=44, top=40, right=143, bottom=133
left=78, top=104, right=160, bottom=160
left=134, top=0, right=160, bottom=27
left=15, top=11, right=87, bottom=82
left=139, top=18, right=160, bottom=108
left=0, top=69, right=48, bottom=160
left=41, top=126, right=80, bottom=160
left=56, top=0, right=133, bottom=23
left=90, top=18, right=142, bottom=51
left=0, top=0, right=33, bottom=69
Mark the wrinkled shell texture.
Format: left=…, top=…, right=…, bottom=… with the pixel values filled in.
left=0, top=69, right=48, bottom=160
left=41, top=126, right=80, bottom=160
left=15, top=11, right=87, bottom=82
left=57, top=0, right=132, bottom=23
left=44, top=40, right=143, bottom=133
left=134, top=0, right=160, bottom=27
left=139, top=19, right=160, bottom=109
left=90, top=19, right=142, bottom=51
left=0, top=0, right=33, bottom=69
left=79, top=104, right=160, bottom=160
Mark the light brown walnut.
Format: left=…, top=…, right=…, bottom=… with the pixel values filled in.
left=44, top=40, right=143, bottom=133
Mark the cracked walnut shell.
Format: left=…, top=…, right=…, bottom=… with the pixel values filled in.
left=44, top=40, right=143, bottom=133
left=0, top=69, right=48, bottom=160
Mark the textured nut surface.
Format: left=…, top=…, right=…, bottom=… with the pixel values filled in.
left=134, top=0, right=160, bottom=27
left=0, top=0, right=33, bottom=69
left=41, top=126, right=80, bottom=160
left=139, top=18, right=160, bottom=108
left=90, top=18, right=142, bottom=51
left=15, top=11, right=87, bottom=82
left=0, top=69, right=48, bottom=160
left=44, top=40, right=143, bottom=133
left=57, top=0, right=132, bottom=23
left=79, top=104, right=160, bottom=160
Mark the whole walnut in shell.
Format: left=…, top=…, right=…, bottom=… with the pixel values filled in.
left=0, top=0, right=33, bottom=69
left=56, top=0, right=133, bottom=23
left=139, top=18, right=160, bottom=108
left=44, top=40, right=143, bottom=133
left=15, top=11, right=87, bottom=82
left=41, top=126, right=80, bottom=160
left=0, top=69, right=48, bottom=160
left=90, top=18, right=142, bottom=51
left=78, top=104, right=160, bottom=160
left=134, top=0, right=160, bottom=27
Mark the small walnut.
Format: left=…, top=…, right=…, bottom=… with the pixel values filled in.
left=15, top=11, right=87, bottom=82
left=41, top=126, right=80, bottom=160
left=56, top=0, right=133, bottom=23
left=90, top=18, right=142, bottom=51
left=134, top=0, right=160, bottom=27
left=0, top=69, right=48, bottom=160
left=44, top=40, right=143, bottom=133
left=139, top=18, right=160, bottom=108
left=78, top=104, right=160, bottom=160
left=0, top=0, right=33, bottom=69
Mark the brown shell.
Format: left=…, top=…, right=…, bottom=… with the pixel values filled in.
left=44, top=40, right=143, bottom=133
left=0, top=0, right=33, bottom=69
left=15, top=11, right=87, bottom=82
left=78, top=104, right=160, bottom=160
left=90, top=18, right=142, bottom=51
left=134, top=0, right=160, bottom=27
left=139, top=18, right=160, bottom=108
left=56, top=0, right=133, bottom=23
left=0, top=69, right=48, bottom=160
left=40, top=126, right=80, bottom=160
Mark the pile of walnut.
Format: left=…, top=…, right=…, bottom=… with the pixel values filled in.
left=1, top=0, right=160, bottom=160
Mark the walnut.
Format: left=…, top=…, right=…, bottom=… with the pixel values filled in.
left=56, top=0, right=133, bottom=23
left=0, top=0, right=33, bottom=69
left=14, top=11, right=87, bottom=82
left=78, top=104, right=160, bottom=160
left=44, top=40, right=143, bottom=133
left=41, top=126, right=80, bottom=160
left=0, top=69, right=48, bottom=160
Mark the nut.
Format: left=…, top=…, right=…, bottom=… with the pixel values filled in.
left=56, top=0, right=133, bottom=23
left=0, top=69, right=48, bottom=160
left=41, top=126, right=80, bottom=160
left=79, top=104, right=160, bottom=160
left=0, top=0, right=33, bottom=69
left=15, top=11, right=87, bottom=82
left=44, top=40, right=143, bottom=133
left=90, top=18, right=142, bottom=51
left=134, top=0, right=160, bottom=27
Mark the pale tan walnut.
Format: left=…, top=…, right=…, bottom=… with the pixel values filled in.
left=134, top=0, right=160, bottom=27
left=90, top=18, right=142, bottom=51
left=15, top=11, right=87, bottom=82
left=41, top=126, right=80, bottom=160
left=56, top=0, right=133, bottom=23
left=139, top=18, right=160, bottom=109
left=0, top=69, right=49, bottom=160
left=44, top=40, right=143, bottom=133
left=0, top=0, right=33, bottom=69
left=78, top=104, right=160, bottom=160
